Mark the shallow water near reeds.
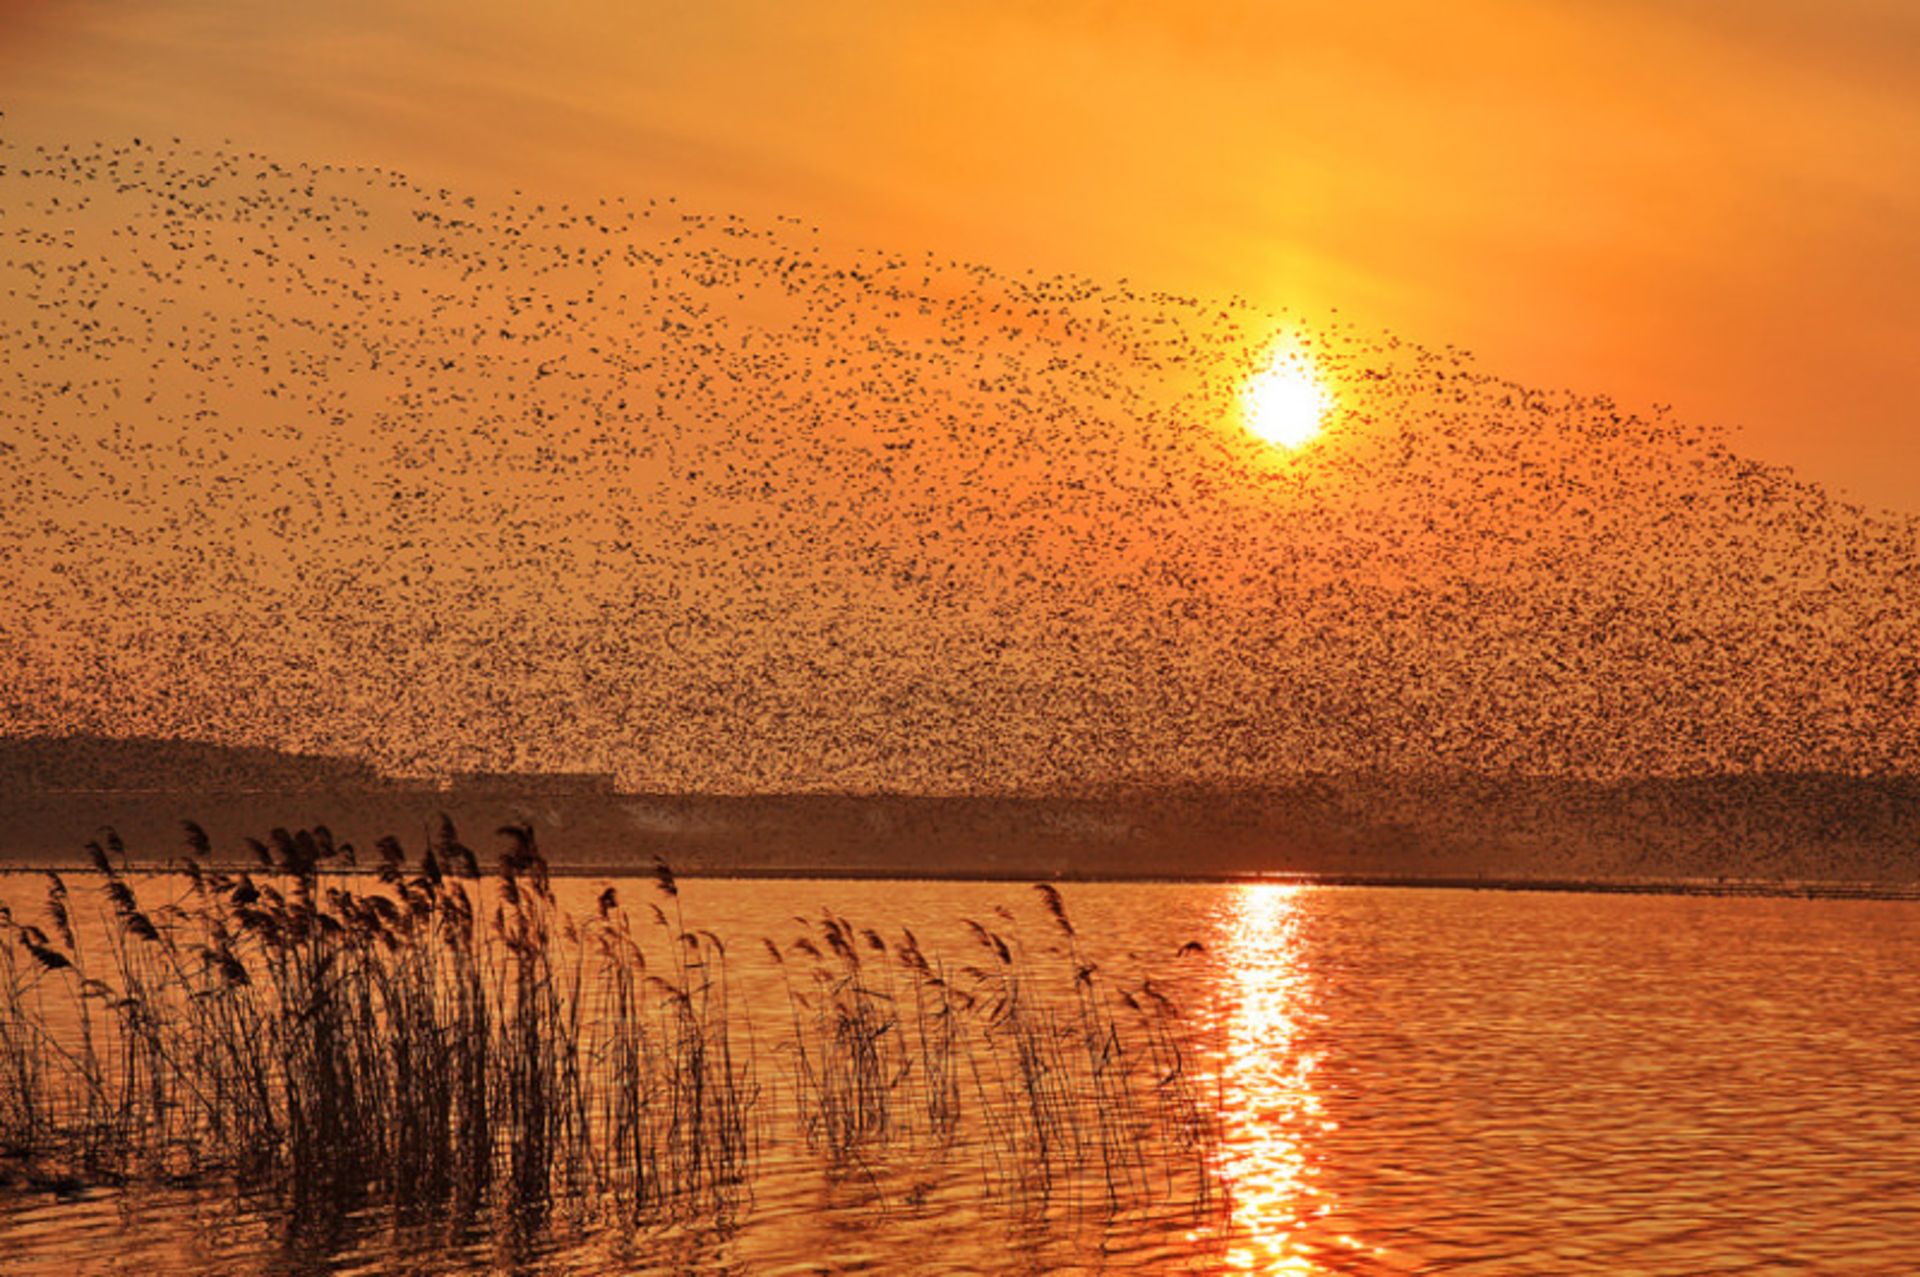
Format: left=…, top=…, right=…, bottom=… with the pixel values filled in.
left=4, top=876, right=1920, bottom=1274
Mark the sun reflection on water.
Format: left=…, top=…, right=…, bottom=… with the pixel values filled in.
left=1217, top=884, right=1336, bottom=1273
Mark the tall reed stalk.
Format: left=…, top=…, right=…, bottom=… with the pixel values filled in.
left=0, top=822, right=1223, bottom=1237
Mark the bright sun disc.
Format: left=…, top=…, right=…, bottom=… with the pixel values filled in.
left=1243, top=358, right=1331, bottom=449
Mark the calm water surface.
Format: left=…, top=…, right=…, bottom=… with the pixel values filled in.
left=3, top=879, right=1917, bottom=1274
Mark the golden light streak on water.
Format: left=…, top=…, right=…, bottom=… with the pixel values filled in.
left=1217, top=883, right=1335, bottom=1273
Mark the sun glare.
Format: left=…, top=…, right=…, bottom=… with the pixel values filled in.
left=1243, top=355, right=1331, bottom=450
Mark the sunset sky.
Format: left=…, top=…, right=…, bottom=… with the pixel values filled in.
left=5, top=0, right=1915, bottom=511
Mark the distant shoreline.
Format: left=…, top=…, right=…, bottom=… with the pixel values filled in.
left=656, top=867, right=1920, bottom=901
left=2, top=860, right=1914, bottom=902
left=8, top=759, right=1920, bottom=900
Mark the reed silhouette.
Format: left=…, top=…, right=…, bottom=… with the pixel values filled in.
left=0, top=821, right=1224, bottom=1240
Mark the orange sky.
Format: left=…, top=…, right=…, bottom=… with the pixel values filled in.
left=4, top=0, right=1915, bottom=511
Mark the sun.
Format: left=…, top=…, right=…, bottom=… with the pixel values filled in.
left=1243, top=355, right=1331, bottom=449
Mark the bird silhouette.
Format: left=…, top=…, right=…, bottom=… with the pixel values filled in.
left=0, top=127, right=1914, bottom=853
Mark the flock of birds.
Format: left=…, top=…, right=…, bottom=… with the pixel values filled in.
left=1, top=129, right=1915, bottom=793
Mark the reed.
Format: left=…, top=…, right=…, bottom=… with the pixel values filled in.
left=764, top=885, right=1227, bottom=1220
left=0, top=821, right=1224, bottom=1238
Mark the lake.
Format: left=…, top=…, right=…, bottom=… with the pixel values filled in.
left=3, top=875, right=1917, bottom=1273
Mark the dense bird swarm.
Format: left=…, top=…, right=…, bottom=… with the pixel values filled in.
left=2, top=131, right=1915, bottom=791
